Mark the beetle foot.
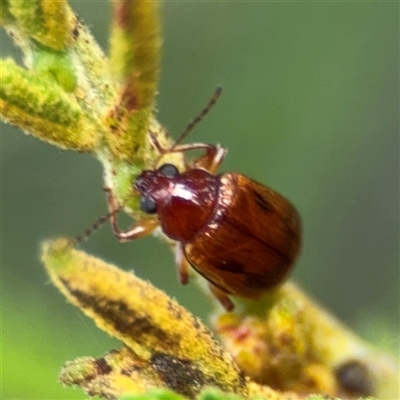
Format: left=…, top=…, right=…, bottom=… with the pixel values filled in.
left=209, top=284, right=234, bottom=311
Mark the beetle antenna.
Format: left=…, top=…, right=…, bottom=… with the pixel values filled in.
left=172, top=86, right=222, bottom=149
left=146, top=87, right=222, bottom=167
left=74, top=204, right=123, bottom=244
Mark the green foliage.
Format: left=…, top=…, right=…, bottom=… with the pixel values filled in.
left=119, top=388, right=186, bottom=400
left=32, top=45, right=77, bottom=92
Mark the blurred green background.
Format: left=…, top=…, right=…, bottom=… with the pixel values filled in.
left=2, top=1, right=398, bottom=398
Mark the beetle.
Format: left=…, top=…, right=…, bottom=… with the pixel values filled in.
left=104, top=89, right=302, bottom=310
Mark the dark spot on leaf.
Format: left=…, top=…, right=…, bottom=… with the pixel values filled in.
left=120, top=368, right=132, bottom=377
left=151, top=352, right=216, bottom=398
left=192, top=318, right=200, bottom=330
left=335, top=359, right=374, bottom=396
left=94, top=357, right=112, bottom=375
left=72, top=25, right=79, bottom=39
left=60, top=279, right=180, bottom=349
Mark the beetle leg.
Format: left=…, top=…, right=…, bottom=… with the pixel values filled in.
left=175, top=244, right=190, bottom=285
left=190, top=143, right=226, bottom=173
left=105, top=188, right=158, bottom=242
left=168, top=143, right=227, bottom=174
left=208, top=283, right=234, bottom=311
left=149, top=132, right=227, bottom=173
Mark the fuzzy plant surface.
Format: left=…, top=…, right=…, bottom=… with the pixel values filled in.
left=1, top=1, right=398, bottom=400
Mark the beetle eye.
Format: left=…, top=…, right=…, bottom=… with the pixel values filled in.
left=140, top=196, right=157, bottom=214
left=158, top=163, right=179, bottom=177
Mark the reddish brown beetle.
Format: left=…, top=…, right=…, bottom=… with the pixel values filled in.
left=105, top=89, right=302, bottom=310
